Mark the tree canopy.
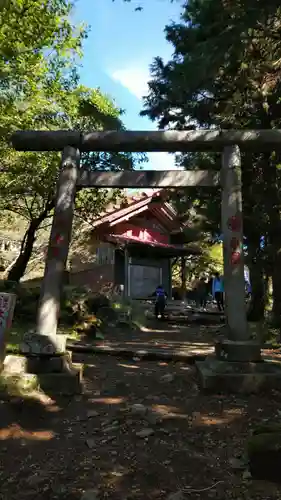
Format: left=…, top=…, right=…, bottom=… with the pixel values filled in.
left=142, top=0, right=281, bottom=323
left=0, top=0, right=146, bottom=283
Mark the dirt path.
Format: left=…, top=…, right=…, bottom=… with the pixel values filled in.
left=103, top=320, right=220, bottom=346
left=69, top=320, right=221, bottom=358
left=69, top=320, right=281, bottom=363
left=1, top=354, right=281, bottom=500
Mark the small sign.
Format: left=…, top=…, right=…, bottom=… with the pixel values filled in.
left=0, top=293, right=16, bottom=370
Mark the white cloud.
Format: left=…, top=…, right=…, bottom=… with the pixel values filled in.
left=110, top=67, right=184, bottom=172
left=148, top=152, right=175, bottom=171
left=111, top=67, right=150, bottom=99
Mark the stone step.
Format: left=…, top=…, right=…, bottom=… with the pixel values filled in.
left=3, top=352, right=73, bottom=374
left=1, top=354, right=83, bottom=396
left=19, top=333, right=67, bottom=355
left=38, top=363, right=83, bottom=395
left=196, top=357, right=281, bottom=394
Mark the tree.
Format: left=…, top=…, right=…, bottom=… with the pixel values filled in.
left=0, top=0, right=147, bottom=282
left=0, top=0, right=87, bottom=138
left=0, top=0, right=86, bottom=281
left=0, top=83, right=142, bottom=283
left=142, top=0, right=281, bottom=324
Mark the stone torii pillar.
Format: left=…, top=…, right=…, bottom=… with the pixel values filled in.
left=196, top=145, right=264, bottom=394
left=221, top=145, right=248, bottom=340
left=215, top=145, right=261, bottom=363
left=21, top=146, right=80, bottom=356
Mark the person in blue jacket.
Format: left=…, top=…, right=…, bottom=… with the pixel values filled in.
left=153, top=284, right=168, bottom=319
left=212, top=272, right=224, bottom=312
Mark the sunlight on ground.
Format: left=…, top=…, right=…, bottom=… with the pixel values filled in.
left=103, top=468, right=130, bottom=491
left=88, top=397, right=126, bottom=405
left=152, top=404, right=187, bottom=418
left=28, top=391, right=60, bottom=410
left=139, top=326, right=181, bottom=333
left=110, top=469, right=128, bottom=479
left=0, top=424, right=55, bottom=441
left=111, top=341, right=212, bottom=347
left=150, top=404, right=244, bottom=424
left=118, top=363, right=140, bottom=369
left=11, top=390, right=62, bottom=413
left=192, top=408, right=244, bottom=426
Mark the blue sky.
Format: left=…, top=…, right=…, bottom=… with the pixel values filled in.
left=73, top=0, right=183, bottom=171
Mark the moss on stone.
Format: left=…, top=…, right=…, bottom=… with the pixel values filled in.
left=0, top=372, right=38, bottom=396
left=248, top=432, right=281, bottom=455
left=253, top=423, right=281, bottom=435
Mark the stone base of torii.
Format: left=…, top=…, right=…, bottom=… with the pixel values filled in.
left=3, top=129, right=281, bottom=396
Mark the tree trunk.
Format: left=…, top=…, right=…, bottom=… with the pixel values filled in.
left=263, top=155, right=281, bottom=328
left=247, top=257, right=266, bottom=322
left=243, top=220, right=265, bottom=322
left=271, top=254, right=281, bottom=327
left=7, top=203, right=54, bottom=283
left=7, top=220, right=41, bottom=283
left=181, top=256, right=186, bottom=297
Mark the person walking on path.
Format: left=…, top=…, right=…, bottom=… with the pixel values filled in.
left=153, top=284, right=168, bottom=319
left=212, top=272, right=224, bottom=312
left=197, top=277, right=208, bottom=310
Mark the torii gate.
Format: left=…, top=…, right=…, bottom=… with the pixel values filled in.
left=12, top=129, right=281, bottom=379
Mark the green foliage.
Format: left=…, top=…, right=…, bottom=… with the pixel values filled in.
left=195, top=243, right=223, bottom=276
left=172, top=242, right=223, bottom=288
left=0, top=84, right=134, bottom=225
left=0, top=0, right=86, bottom=236
left=3, top=281, right=111, bottom=331
left=0, top=0, right=87, bottom=138
left=0, top=82, right=138, bottom=282
left=60, top=288, right=109, bottom=335
left=0, top=280, right=40, bottom=321
left=0, top=0, right=147, bottom=282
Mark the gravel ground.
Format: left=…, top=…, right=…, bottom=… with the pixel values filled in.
left=1, top=354, right=281, bottom=500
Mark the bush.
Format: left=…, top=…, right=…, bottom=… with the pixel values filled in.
left=0, top=282, right=41, bottom=322
left=0, top=281, right=114, bottom=328
left=15, top=287, right=40, bottom=321
left=86, top=294, right=111, bottom=314
left=60, top=287, right=114, bottom=327
left=2, top=280, right=148, bottom=336
left=74, top=313, right=102, bottom=337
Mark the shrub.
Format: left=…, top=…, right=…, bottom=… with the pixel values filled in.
left=86, top=294, right=111, bottom=314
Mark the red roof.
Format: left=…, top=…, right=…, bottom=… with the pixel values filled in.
left=105, top=234, right=200, bottom=256
left=93, top=189, right=181, bottom=233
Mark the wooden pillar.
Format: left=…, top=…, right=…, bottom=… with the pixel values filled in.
left=168, top=259, right=173, bottom=299
left=181, top=256, right=186, bottom=299
left=36, top=146, right=79, bottom=344
left=124, top=247, right=129, bottom=298
left=221, top=145, right=249, bottom=341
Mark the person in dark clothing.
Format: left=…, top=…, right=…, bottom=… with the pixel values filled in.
left=197, top=277, right=208, bottom=309
left=153, top=284, right=168, bottom=319
left=206, top=278, right=213, bottom=296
